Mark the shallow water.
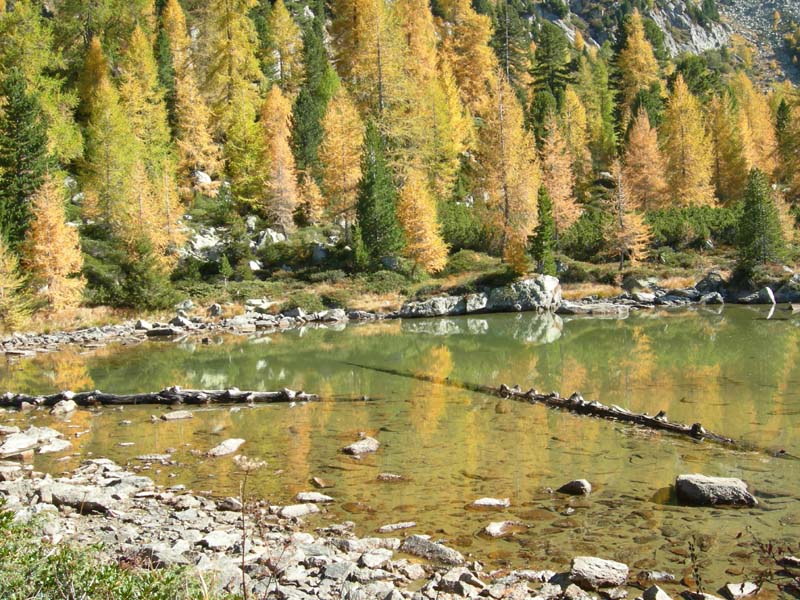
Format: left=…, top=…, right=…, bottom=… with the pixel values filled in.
left=1, top=306, right=799, bottom=585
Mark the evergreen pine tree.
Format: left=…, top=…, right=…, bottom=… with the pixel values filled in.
left=532, top=22, right=571, bottom=101
left=490, top=0, right=532, bottom=101
left=737, top=168, right=784, bottom=273
left=355, top=121, right=405, bottom=268
left=0, top=68, right=50, bottom=248
left=0, top=237, right=29, bottom=330
left=531, top=186, right=556, bottom=276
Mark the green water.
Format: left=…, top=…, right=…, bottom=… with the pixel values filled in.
left=1, top=306, right=798, bottom=586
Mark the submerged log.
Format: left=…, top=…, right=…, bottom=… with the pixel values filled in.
left=0, top=386, right=318, bottom=410
left=343, top=362, right=790, bottom=455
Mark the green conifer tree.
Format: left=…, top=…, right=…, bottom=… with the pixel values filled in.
left=355, top=121, right=405, bottom=269
left=0, top=69, right=50, bottom=248
left=531, top=185, right=556, bottom=276
left=532, top=22, right=570, bottom=102
left=737, top=168, right=784, bottom=273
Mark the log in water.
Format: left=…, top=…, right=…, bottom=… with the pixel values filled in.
left=0, top=386, right=318, bottom=409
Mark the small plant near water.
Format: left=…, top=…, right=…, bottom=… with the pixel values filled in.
left=745, top=527, right=800, bottom=595
left=234, top=454, right=267, bottom=600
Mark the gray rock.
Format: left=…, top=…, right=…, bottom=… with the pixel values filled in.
left=343, top=436, right=380, bottom=455
left=207, top=303, right=223, bottom=317
left=471, top=497, right=510, bottom=508
left=557, top=479, right=592, bottom=495
left=675, top=474, right=758, bottom=507
left=360, top=548, right=394, bottom=569
left=695, top=272, right=726, bottom=295
left=161, top=410, right=193, bottom=421
left=483, top=521, right=525, bottom=538
left=0, top=426, right=62, bottom=458
left=638, top=571, right=676, bottom=583
left=570, top=556, right=629, bottom=589
left=170, top=315, right=193, bottom=328
left=38, top=438, right=72, bottom=454
left=295, top=491, right=334, bottom=503
left=700, top=292, right=724, bottom=305
left=377, top=521, right=416, bottom=533
left=557, top=302, right=630, bottom=318
left=193, top=171, right=212, bottom=186
left=50, top=399, right=77, bottom=415
left=400, top=535, right=464, bottom=566
left=138, top=542, right=190, bottom=567
left=134, top=319, right=153, bottom=330
left=485, top=276, right=562, bottom=313
left=400, top=296, right=464, bottom=318
left=284, top=307, right=306, bottom=319
left=622, top=276, right=656, bottom=292
left=146, top=327, right=183, bottom=337
left=643, top=585, right=673, bottom=600
left=280, top=503, right=321, bottom=519
left=207, top=438, right=245, bottom=457
left=324, top=560, right=356, bottom=580
left=721, top=582, right=759, bottom=600
left=44, top=482, right=114, bottom=514
left=200, top=530, right=237, bottom=550
left=319, top=309, right=347, bottom=322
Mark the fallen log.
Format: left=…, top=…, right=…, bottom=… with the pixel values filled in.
left=343, top=362, right=792, bottom=457
left=0, top=386, right=318, bottom=410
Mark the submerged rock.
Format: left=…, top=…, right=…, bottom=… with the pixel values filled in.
left=471, top=497, right=510, bottom=508
left=161, top=410, right=193, bottom=421
left=675, top=474, right=758, bottom=507
left=570, top=556, right=629, bottom=589
left=378, top=521, right=416, bottom=534
left=483, top=520, right=526, bottom=538
left=295, top=491, right=334, bottom=503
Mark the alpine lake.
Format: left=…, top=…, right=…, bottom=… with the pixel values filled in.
left=1, top=305, right=799, bottom=588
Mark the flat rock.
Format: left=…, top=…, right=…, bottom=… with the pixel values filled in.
left=207, top=438, right=245, bottom=457
left=483, top=520, right=526, bottom=538
left=378, top=521, right=416, bottom=533
left=675, top=474, right=757, bottom=507
left=200, top=530, right=237, bottom=550
left=295, top=491, right=334, bottom=503
left=0, top=426, right=62, bottom=458
left=38, top=439, right=72, bottom=454
left=50, top=399, right=77, bottom=415
left=558, top=479, right=592, bottom=495
left=471, top=497, right=510, bottom=508
left=377, top=472, right=405, bottom=482
left=570, top=556, right=629, bottom=590
left=161, top=410, right=193, bottom=421
left=643, top=585, right=674, bottom=600
left=721, top=582, right=759, bottom=600
left=343, top=436, right=380, bottom=455
left=280, top=503, right=321, bottom=519
left=360, top=548, right=394, bottom=569
left=44, top=482, right=114, bottom=514
left=400, top=535, right=464, bottom=566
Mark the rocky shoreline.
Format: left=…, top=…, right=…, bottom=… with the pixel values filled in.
left=2, top=272, right=796, bottom=360
left=0, top=456, right=766, bottom=600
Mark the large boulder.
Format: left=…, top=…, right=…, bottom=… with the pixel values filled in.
left=570, top=556, right=629, bottom=590
left=400, top=535, right=464, bottom=565
left=675, top=474, right=758, bottom=507
left=486, top=276, right=562, bottom=312
left=400, top=296, right=465, bottom=318
left=695, top=272, right=726, bottom=295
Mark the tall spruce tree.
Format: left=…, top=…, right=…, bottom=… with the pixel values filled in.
left=355, top=121, right=405, bottom=268
left=531, top=186, right=556, bottom=276
left=0, top=69, right=50, bottom=248
left=490, top=0, right=531, bottom=101
left=532, top=22, right=570, bottom=102
left=737, top=168, right=784, bottom=273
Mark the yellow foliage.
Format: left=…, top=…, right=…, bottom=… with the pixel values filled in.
left=730, top=71, right=778, bottom=176
left=319, top=88, right=364, bottom=229
left=267, top=0, right=305, bottom=98
left=708, top=92, right=748, bottom=205
left=262, top=85, right=299, bottom=233
left=616, top=10, right=660, bottom=109
left=608, top=162, right=653, bottom=269
left=662, top=74, right=715, bottom=206
left=23, top=175, right=85, bottom=311
left=623, top=108, right=668, bottom=210
left=542, top=114, right=581, bottom=233
left=397, top=168, right=449, bottom=274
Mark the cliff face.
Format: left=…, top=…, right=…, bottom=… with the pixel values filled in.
left=645, top=2, right=730, bottom=56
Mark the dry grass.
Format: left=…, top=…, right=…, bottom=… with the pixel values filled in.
left=347, top=292, right=405, bottom=312
left=22, top=306, right=172, bottom=335
left=656, top=275, right=699, bottom=290
left=561, top=283, right=621, bottom=300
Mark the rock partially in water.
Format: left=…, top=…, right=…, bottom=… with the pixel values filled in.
left=675, top=474, right=758, bottom=507
left=38, top=438, right=72, bottom=454
left=570, top=556, right=629, bottom=589
left=483, top=520, right=526, bottom=538
left=400, top=535, right=464, bottom=566
left=377, top=521, right=416, bottom=534
left=0, top=426, right=62, bottom=458
left=557, top=479, right=592, bottom=495
left=280, top=503, right=321, bottom=519
left=721, top=582, right=759, bottom=600
left=696, top=272, right=726, bottom=295
left=50, top=399, right=77, bottom=415
left=471, top=497, right=510, bottom=508
left=343, top=436, right=380, bottom=455
left=295, top=491, right=334, bottom=503
left=207, top=438, right=245, bottom=457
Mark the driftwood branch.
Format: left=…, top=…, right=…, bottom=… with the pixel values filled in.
left=0, top=386, right=318, bottom=410
left=343, top=362, right=790, bottom=456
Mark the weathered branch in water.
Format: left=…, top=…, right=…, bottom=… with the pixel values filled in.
left=342, top=362, right=786, bottom=455
left=0, top=387, right=318, bottom=409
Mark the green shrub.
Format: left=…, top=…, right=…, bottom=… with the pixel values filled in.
left=646, top=205, right=739, bottom=249
left=306, top=269, right=347, bottom=284
left=280, top=291, right=325, bottom=313
left=357, top=270, right=408, bottom=295
left=442, top=250, right=495, bottom=276
left=439, top=201, right=484, bottom=252
left=560, top=209, right=612, bottom=262
left=321, top=289, right=352, bottom=308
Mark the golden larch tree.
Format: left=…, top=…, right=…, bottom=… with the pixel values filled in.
left=397, top=167, right=449, bottom=274
left=162, top=0, right=221, bottom=186
left=560, top=86, right=592, bottom=197
left=623, top=108, right=668, bottom=210
left=616, top=9, right=660, bottom=110
left=708, top=92, right=748, bottom=205
left=262, top=85, right=299, bottom=233
left=478, top=76, right=539, bottom=274
left=266, top=0, right=305, bottom=98
left=607, top=161, right=653, bottom=270
left=730, top=71, right=778, bottom=176
left=542, top=114, right=581, bottom=235
left=661, top=74, right=715, bottom=206
left=299, top=175, right=325, bottom=225
left=23, top=174, right=85, bottom=311
left=319, top=88, right=364, bottom=233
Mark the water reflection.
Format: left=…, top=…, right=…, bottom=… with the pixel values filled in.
left=1, top=307, right=798, bottom=584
